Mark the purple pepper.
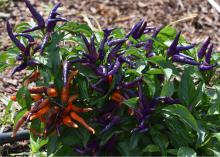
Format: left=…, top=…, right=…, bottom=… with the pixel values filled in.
left=108, top=38, right=128, bottom=47
left=132, top=21, right=147, bottom=40
left=63, top=61, right=70, bottom=86
left=118, top=56, right=135, bottom=67
left=126, top=19, right=144, bottom=38
left=197, top=37, right=211, bottom=59
left=40, top=33, right=50, bottom=55
left=144, top=27, right=162, bottom=56
left=16, top=54, right=23, bottom=61
left=49, top=3, right=61, bottom=18
left=6, top=21, right=26, bottom=52
left=107, top=39, right=126, bottom=61
left=120, top=77, right=142, bottom=89
left=172, top=54, right=199, bottom=65
left=100, top=116, right=120, bottom=133
left=199, top=63, right=216, bottom=71
left=23, top=0, right=45, bottom=33
left=205, top=44, right=213, bottom=64
left=15, top=34, right=35, bottom=42
left=178, top=53, right=194, bottom=60
left=46, top=18, right=68, bottom=33
left=107, top=58, right=121, bottom=76
left=27, top=59, right=40, bottom=66
left=10, top=63, right=27, bottom=77
left=96, top=65, right=107, bottom=76
left=147, top=52, right=156, bottom=57
left=89, top=34, right=98, bottom=60
left=81, top=34, right=90, bottom=52
left=176, top=44, right=195, bottom=52
left=137, top=81, right=144, bottom=109
left=83, top=53, right=96, bottom=63
left=167, top=31, right=181, bottom=56
left=98, top=28, right=114, bottom=60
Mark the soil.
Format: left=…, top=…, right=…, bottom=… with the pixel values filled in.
left=0, top=0, right=220, bottom=155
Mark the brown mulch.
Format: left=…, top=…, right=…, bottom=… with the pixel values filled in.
left=0, top=0, right=220, bottom=155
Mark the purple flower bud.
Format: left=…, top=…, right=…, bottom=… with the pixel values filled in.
left=167, top=31, right=181, bottom=56
left=205, top=44, right=213, bottom=64
left=197, top=37, right=211, bottom=59
left=199, top=63, right=216, bottom=71
left=172, top=54, right=199, bottom=65
left=6, top=21, right=26, bottom=52
left=23, top=0, right=45, bottom=33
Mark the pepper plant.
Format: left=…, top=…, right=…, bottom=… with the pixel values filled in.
left=1, top=1, right=220, bottom=156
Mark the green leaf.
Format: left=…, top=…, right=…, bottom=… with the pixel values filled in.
left=123, top=97, right=139, bottom=109
left=178, top=68, right=196, bottom=106
left=16, top=87, right=32, bottom=109
left=208, top=86, right=220, bottom=115
left=177, top=147, right=196, bottom=157
left=54, top=146, right=74, bottom=156
left=47, top=136, right=60, bottom=155
left=60, top=21, right=92, bottom=36
left=14, top=108, right=28, bottom=129
left=163, top=68, right=172, bottom=80
left=163, top=104, right=199, bottom=131
left=160, top=81, right=174, bottom=97
left=150, top=126, right=169, bottom=156
left=142, top=144, right=160, bottom=153
left=76, top=75, right=89, bottom=100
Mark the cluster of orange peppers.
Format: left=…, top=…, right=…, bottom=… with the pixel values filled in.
left=11, top=70, right=95, bottom=138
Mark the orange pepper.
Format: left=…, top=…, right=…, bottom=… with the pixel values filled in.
left=67, top=70, right=78, bottom=85
left=61, top=86, right=69, bottom=103
left=12, top=111, right=30, bottom=137
left=107, top=75, right=113, bottom=84
left=30, top=98, right=49, bottom=113
left=46, top=87, right=58, bottom=97
left=31, top=94, right=43, bottom=102
left=10, top=95, right=17, bottom=101
left=24, top=71, right=40, bottom=86
left=63, top=116, right=78, bottom=128
left=111, top=91, right=124, bottom=103
left=29, top=86, right=46, bottom=94
left=70, top=112, right=95, bottom=134
left=30, top=104, right=50, bottom=121
left=66, top=95, right=92, bottom=113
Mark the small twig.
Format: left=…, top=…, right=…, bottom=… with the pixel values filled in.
left=167, top=14, right=198, bottom=26
left=208, top=0, right=220, bottom=13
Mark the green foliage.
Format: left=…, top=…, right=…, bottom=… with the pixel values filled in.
left=2, top=8, right=220, bottom=156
